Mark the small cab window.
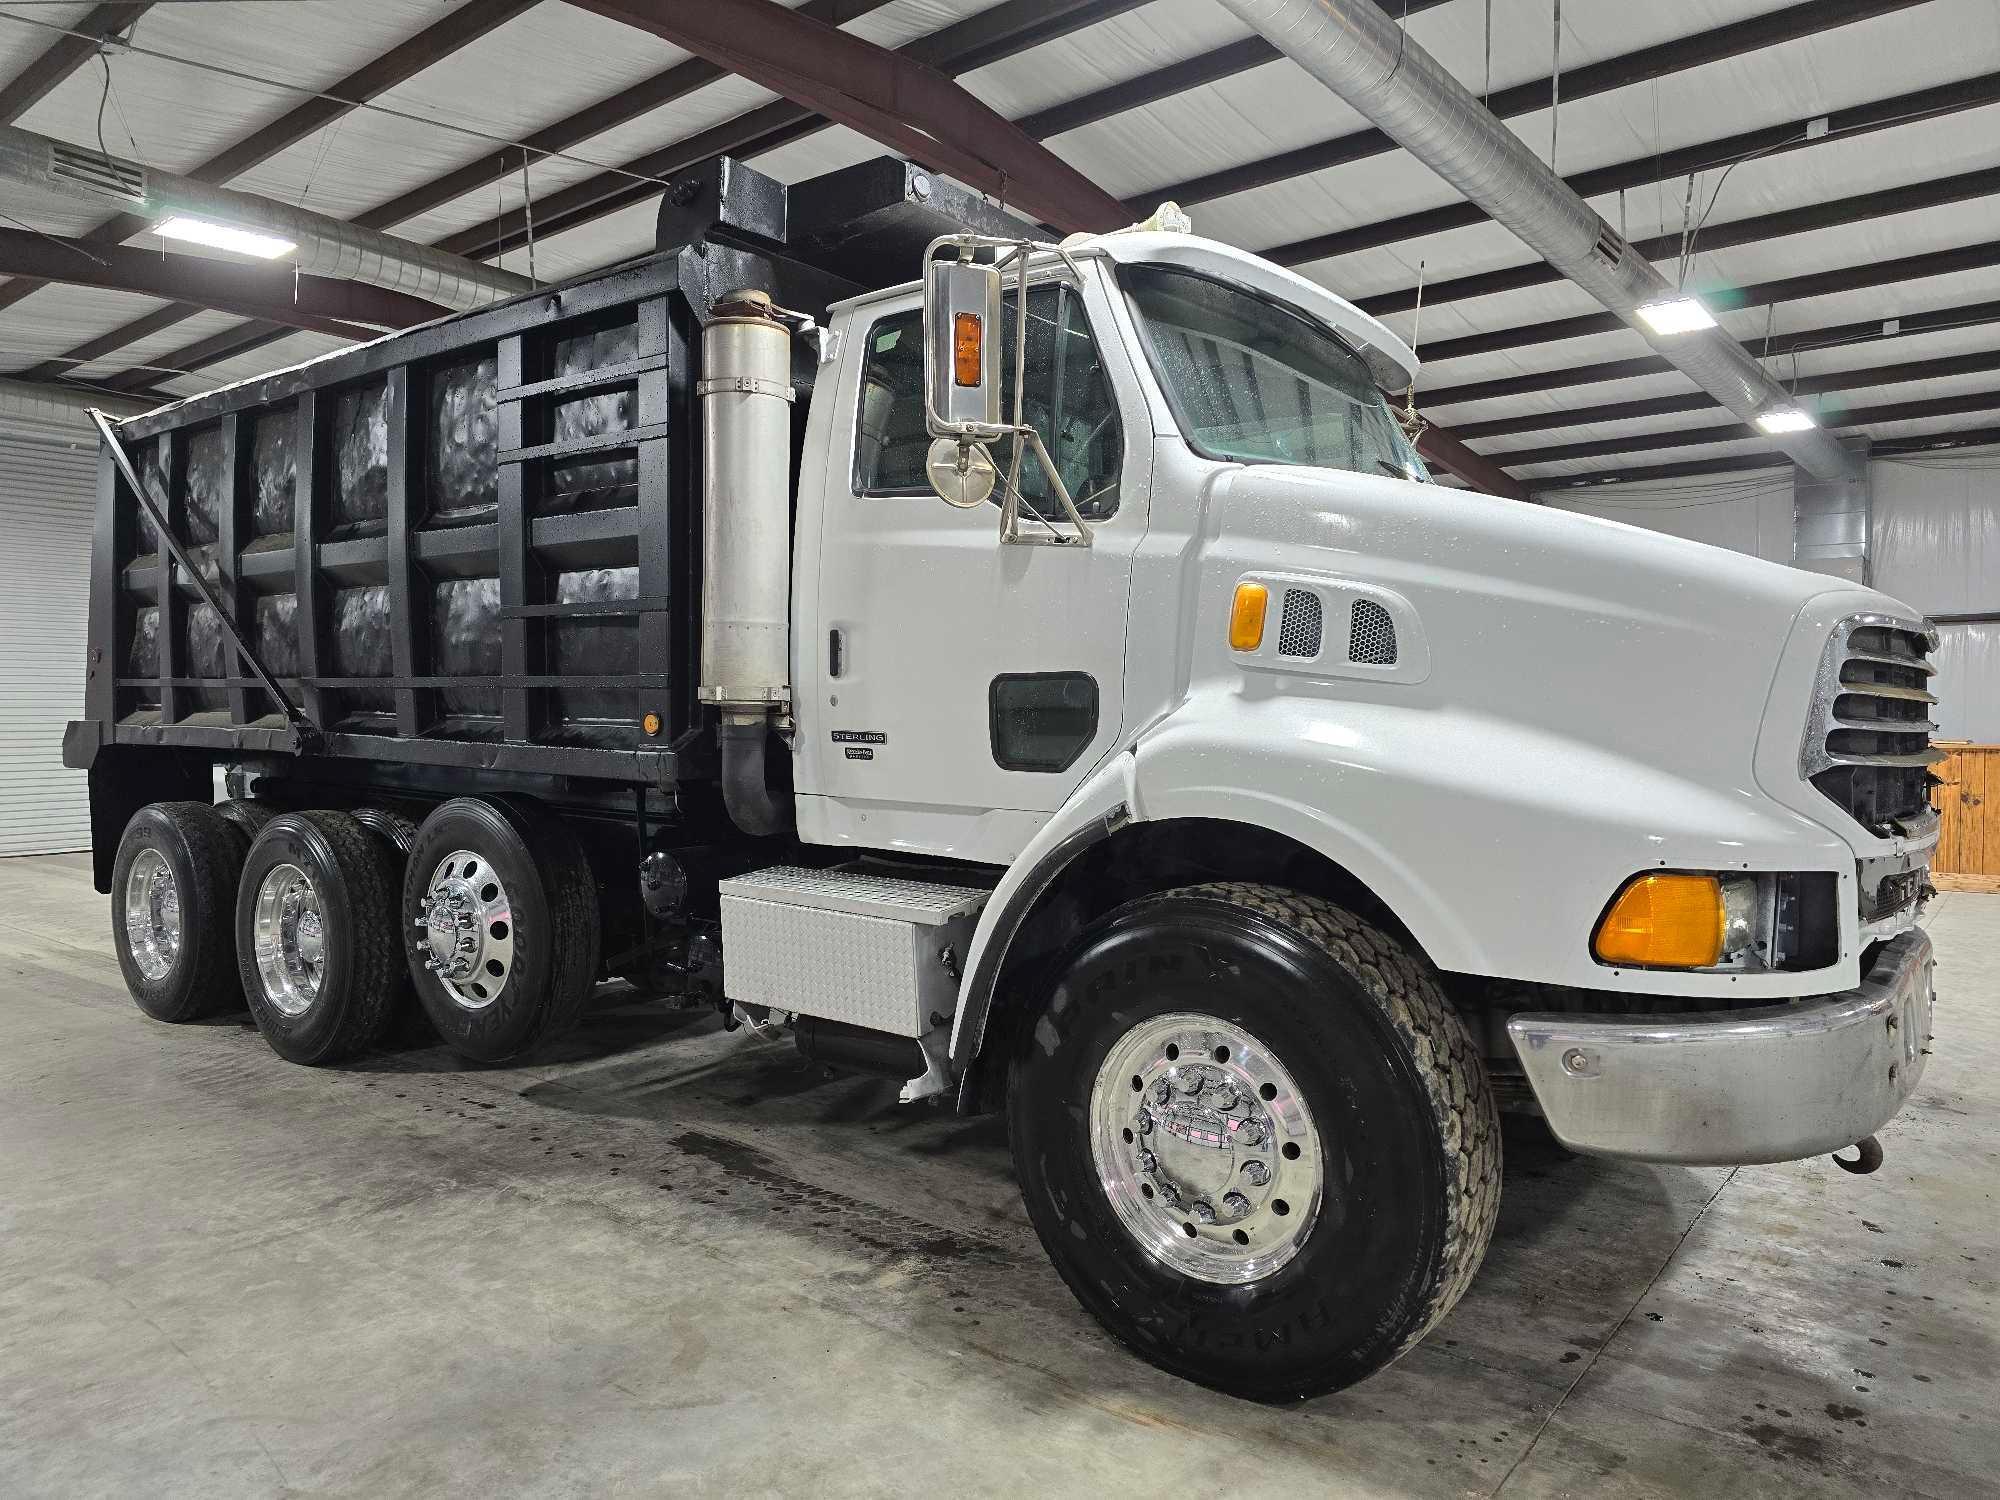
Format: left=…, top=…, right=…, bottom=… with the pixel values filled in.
left=853, top=285, right=1123, bottom=520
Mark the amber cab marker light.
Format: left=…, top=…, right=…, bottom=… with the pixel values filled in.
left=642, top=711, right=662, bottom=738
left=952, top=312, right=983, bottom=387
left=1593, top=873, right=1725, bottom=969
left=1229, top=582, right=1269, bottom=652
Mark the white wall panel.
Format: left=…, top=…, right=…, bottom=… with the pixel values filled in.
left=0, top=387, right=105, bottom=854
left=1871, top=451, right=2000, bottom=616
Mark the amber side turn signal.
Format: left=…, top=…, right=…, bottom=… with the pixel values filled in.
left=1229, top=582, right=1269, bottom=652
left=1593, top=873, right=1725, bottom=968
left=952, top=312, right=983, bottom=387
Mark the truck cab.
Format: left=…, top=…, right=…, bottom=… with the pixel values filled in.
left=69, top=153, right=1938, bottom=1404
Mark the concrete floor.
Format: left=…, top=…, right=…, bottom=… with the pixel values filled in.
left=1, top=853, right=1996, bottom=1499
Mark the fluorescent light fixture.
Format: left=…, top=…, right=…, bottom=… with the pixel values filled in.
left=1755, top=407, right=1818, bottom=435
left=1634, top=296, right=1718, bottom=335
left=153, top=215, right=295, bottom=259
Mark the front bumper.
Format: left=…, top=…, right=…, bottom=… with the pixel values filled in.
left=1506, top=928, right=1934, bottom=1165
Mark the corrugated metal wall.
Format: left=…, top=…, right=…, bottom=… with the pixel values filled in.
left=0, top=386, right=111, bottom=856
left=1872, top=454, right=2000, bottom=743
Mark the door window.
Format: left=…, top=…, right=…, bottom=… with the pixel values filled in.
left=853, top=286, right=1123, bottom=520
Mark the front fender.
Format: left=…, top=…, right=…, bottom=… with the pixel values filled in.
left=1133, top=685, right=1856, bottom=997
left=948, top=748, right=1139, bottom=1069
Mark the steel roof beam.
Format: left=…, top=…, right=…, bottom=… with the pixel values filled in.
left=1018, top=0, right=1456, bottom=140
left=1425, top=298, right=2000, bottom=408
left=569, top=0, right=1130, bottom=233
left=99, top=321, right=295, bottom=396
left=17, top=0, right=1125, bottom=378
left=1419, top=239, right=2000, bottom=366
left=1455, top=346, right=2000, bottom=441
left=0, top=3, right=152, bottom=125
left=1355, top=165, right=2000, bottom=320
left=0, top=0, right=538, bottom=326
left=1138, top=0, right=1927, bottom=211
left=0, top=229, right=446, bottom=335
left=1534, top=424, right=2000, bottom=491
left=1267, top=69, right=2000, bottom=269
left=445, top=0, right=1143, bottom=263
left=1500, top=389, right=2000, bottom=469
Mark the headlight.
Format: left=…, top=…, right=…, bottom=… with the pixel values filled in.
left=1593, top=872, right=1837, bottom=972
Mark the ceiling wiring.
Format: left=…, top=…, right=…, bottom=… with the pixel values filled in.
left=0, top=7, right=685, bottom=198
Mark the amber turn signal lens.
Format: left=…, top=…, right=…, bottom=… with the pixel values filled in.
left=1593, top=873, right=1725, bottom=968
left=1228, top=582, right=1269, bottom=652
left=952, top=312, right=983, bottom=387
left=641, top=711, right=662, bottom=737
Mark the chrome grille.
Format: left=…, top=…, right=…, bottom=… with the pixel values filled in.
left=1802, top=614, right=1942, bottom=832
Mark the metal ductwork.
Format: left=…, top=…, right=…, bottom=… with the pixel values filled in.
left=1213, top=0, right=1859, bottom=482
left=0, top=125, right=530, bottom=314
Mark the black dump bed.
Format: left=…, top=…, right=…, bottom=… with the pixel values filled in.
left=62, top=156, right=1027, bottom=878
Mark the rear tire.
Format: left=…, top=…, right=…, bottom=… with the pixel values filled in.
left=111, top=801, right=245, bottom=1022
left=216, top=798, right=277, bottom=851
left=1007, top=882, right=1500, bottom=1402
left=402, top=797, right=600, bottom=1062
left=236, top=811, right=403, bottom=1065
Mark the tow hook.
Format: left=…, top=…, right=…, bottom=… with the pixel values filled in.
left=1832, top=1135, right=1885, bottom=1175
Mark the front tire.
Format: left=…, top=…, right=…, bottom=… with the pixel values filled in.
left=1007, top=882, right=1500, bottom=1402
left=401, top=797, right=600, bottom=1063
left=236, top=811, right=404, bottom=1065
left=111, top=801, right=246, bottom=1021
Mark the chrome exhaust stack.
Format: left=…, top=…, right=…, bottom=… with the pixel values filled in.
left=698, top=290, right=796, bottom=836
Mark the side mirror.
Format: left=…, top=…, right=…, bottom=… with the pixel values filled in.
left=924, top=256, right=1004, bottom=435
left=919, top=234, right=1095, bottom=548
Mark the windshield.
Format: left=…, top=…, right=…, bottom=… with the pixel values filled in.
left=1121, top=265, right=1428, bottom=481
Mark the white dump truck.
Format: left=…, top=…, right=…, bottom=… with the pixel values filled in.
left=65, top=155, right=1938, bottom=1400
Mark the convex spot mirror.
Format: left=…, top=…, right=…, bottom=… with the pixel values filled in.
left=924, top=257, right=1004, bottom=437
left=925, top=437, right=997, bottom=509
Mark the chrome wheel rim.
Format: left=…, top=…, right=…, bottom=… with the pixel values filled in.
left=417, top=849, right=513, bottom=1011
left=252, top=863, right=325, bottom=1016
left=123, top=847, right=181, bottom=981
left=1088, top=1011, right=1323, bottom=1285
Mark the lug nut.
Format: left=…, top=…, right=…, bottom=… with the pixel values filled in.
left=1190, top=1201, right=1216, bottom=1224
left=1241, top=1160, right=1270, bottom=1186
left=1136, top=1150, right=1157, bottom=1174
left=1222, top=1191, right=1252, bottom=1219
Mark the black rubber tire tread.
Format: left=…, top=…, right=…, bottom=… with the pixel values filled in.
left=236, top=810, right=404, bottom=1066
left=527, top=796, right=602, bottom=1047
left=1178, top=882, right=1503, bottom=1363
left=401, top=796, right=600, bottom=1063
left=215, top=798, right=277, bottom=852
left=1008, top=880, right=1501, bottom=1401
left=111, top=801, right=246, bottom=1022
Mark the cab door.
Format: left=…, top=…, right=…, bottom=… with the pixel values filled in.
left=795, top=272, right=1150, bottom=864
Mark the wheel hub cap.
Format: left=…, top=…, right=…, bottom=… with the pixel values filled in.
left=1089, top=1012, right=1323, bottom=1285
left=252, top=863, right=324, bottom=1016
left=417, top=850, right=513, bottom=1010
left=123, top=847, right=181, bottom=981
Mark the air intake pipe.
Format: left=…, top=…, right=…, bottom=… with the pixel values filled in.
left=699, top=290, right=795, bottom=837
left=1211, top=0, right=1859, bottom=482
left=0, top=124, right=529, bottom=313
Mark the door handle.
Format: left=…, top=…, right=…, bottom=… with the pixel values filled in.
left=828, top=628, right=845, bottom=679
